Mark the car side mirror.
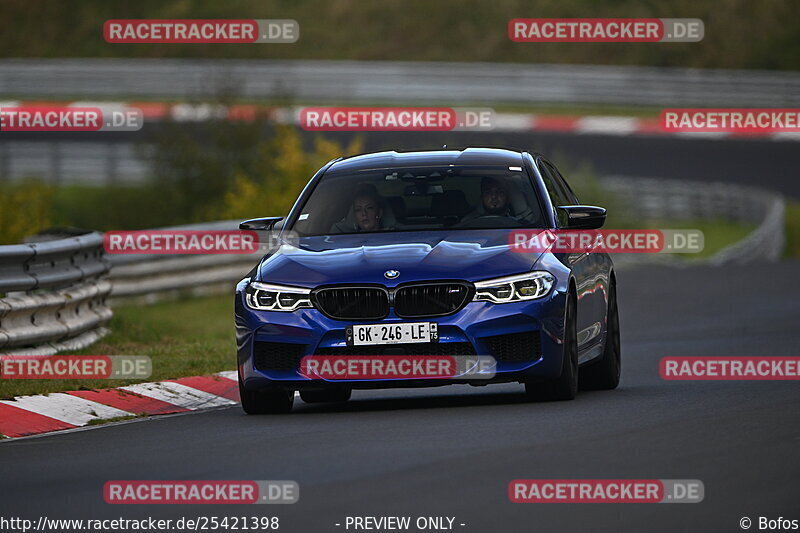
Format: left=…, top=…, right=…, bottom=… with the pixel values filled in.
left=557, top=205, right=606, bottom=229
left=239, top=217, right=284, bottom=231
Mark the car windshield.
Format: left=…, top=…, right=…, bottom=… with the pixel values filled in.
left=291, top=165, right=546, bottom=236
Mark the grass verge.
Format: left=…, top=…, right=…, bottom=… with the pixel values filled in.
left=606, top=219, right=756, bottom=259
left=784, top=201, right=800, bottom=258
left=682, top=220, right=756, bottom=259
left=1, top=294, right=235, bottom=399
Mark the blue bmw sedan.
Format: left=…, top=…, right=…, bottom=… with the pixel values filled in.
left=235, top=148, right=620, bottom=413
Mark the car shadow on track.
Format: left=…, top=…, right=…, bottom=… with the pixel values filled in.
left=227, top=386, right=634, bottom=418
left=285, top=387, right=604, bottom=415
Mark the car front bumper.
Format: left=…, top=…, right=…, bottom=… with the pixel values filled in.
left=235, top=279, right=568, bottom=392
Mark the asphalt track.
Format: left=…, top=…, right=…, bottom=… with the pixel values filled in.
left=1, top=129, right=799, bottom=531
left=1, top=260, right=799, bottom=532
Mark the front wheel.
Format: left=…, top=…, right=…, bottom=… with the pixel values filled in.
left=579, top=278, right=621, bottom=390
left=525, top=291, right=578, bottom=401
left=239, top=374, right=294, bottom=414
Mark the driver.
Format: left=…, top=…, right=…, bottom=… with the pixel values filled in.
left=456, top=176, right=517, bottom=226
left=480, top=176, right=511, bottom=215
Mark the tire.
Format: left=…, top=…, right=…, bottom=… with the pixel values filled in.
left=300, top=387, right=352, bottom=404
left=579, top=278, right=621, bottom=391
left=238, top=374, right=294, bottom=414
left=525, top=290, right=578, bottom=401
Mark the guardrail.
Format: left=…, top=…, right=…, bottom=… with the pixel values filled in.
left=0, top=177, right=785, bottom=353
left=0, top=232, right=112, bottom=355
left=106, top=221, right=261, bottom=304
left=2, top=59, right=799, bottom=107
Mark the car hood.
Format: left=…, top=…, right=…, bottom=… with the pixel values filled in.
left=256, top=230, right=544, bottom=287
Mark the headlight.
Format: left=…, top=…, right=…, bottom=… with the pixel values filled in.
left=245, top=281, right=313, bottom=311
left=473, top=271, right=555, bottom=303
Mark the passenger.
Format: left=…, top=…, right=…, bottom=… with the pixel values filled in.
left=331, top=183, right=387, bottom=233
left=353, top=184, right=384, bottom=231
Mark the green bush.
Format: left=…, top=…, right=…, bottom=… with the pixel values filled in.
left=0, top=180, right=54, bottom=244
left=221, top=126, right=363, bottom=220
left=145, top=117, right=363, bottom=224
left=1, top=0, right=798, bottom=70
left=51, top=184, right=177, bottom=231
left=1, top=124, right=362, bottom=234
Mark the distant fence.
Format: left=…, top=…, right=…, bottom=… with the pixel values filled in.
left=0, top=177, right=785, bottom=354
left=3, top=58, right=798, bottom=185
left=0, top=141, right=147, bottom=186
left=2, top=59, right=800, bottom=107
left=0, top=232, right=111, bottom=355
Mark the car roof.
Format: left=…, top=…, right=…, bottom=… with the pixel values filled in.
left=327, top=147, right=532, bottom=173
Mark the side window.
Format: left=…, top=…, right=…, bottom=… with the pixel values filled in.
left=545, top=162, right=579, bottom=204
left=538, top=160, right=572, bottom=227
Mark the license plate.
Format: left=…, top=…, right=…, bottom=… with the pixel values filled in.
left=347, top=322, right=438, bottom=346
